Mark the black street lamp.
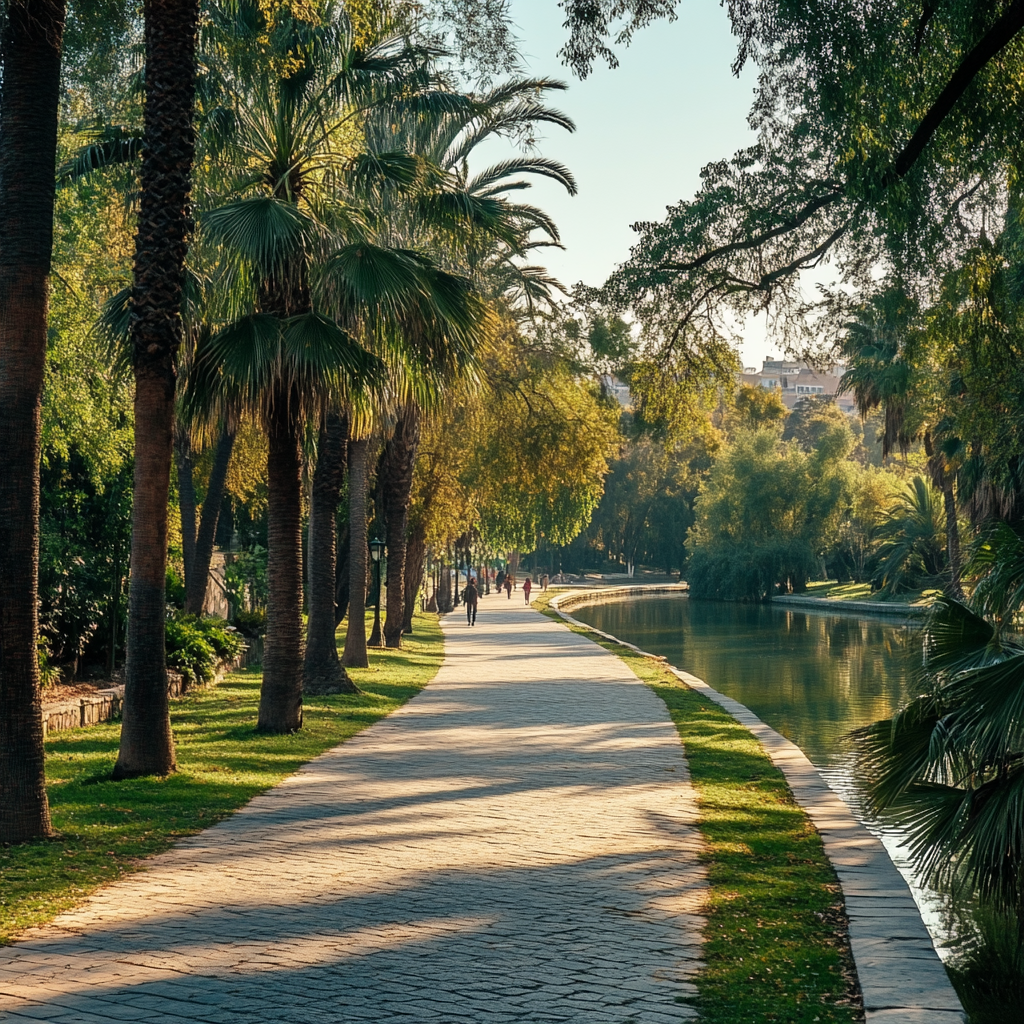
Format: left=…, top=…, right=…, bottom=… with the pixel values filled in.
left=368, top=537, right=385, bottom=647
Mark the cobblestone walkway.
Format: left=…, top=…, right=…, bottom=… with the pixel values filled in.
left=0, top=597, right=705, bottom=1023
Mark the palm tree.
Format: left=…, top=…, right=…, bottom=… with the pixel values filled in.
left=871, top=476, right=946, bottom=595
left=196, top=5, right=490, bottom=724
left=112, top=0, right=200, bottom=779
left=304, top=411, right=354, bottom=692
left=364, top=77, right=577, bottom=647
left=840, top=288, right=964, bottom=597
left=854, top=564, right=1024, bottom=918
left=0, top=0, right=66, bottom=840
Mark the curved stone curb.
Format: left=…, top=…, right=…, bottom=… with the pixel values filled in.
left=549, top=588, right=966, bottom=1024
left=772, top=594, right=930, bottom=618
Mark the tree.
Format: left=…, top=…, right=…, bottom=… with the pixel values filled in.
left=113, top=0, right=199, bottom=779
left=871, top=475, right=946, bottom=595
left=362, top=73, right=577, bottom=648
left=0, top=0, right=67, bottom=840
left=687, top=423, right=857, bottom=600
left=303, top=412, right=354, bottom=692
left=840, top=289, right=964, bottom=595
left=341, top=437, right=370, bottom=668
left=598, top=2, right=1024, bottom=348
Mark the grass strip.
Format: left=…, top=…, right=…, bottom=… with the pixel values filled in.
left=536, top=592, right=863, bottom=1023
left=1, top=609, right=443, bottom=944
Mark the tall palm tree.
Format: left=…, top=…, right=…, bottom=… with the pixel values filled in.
left=304, top=411, right=354, bottom=692
left=0, top=0, right=66, bottom=841
left=196, top=5, right=489, bottom=725
left=364, top=77, right=577, bottom=647
left=112, top=0, right=200, bottom=779
left=840, top=288, right=964, bottom=597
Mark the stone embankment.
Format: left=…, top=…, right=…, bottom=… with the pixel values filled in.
left=772, top=594, right=930, bottom=618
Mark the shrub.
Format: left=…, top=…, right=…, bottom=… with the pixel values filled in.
left=165, top=615, right=244, bottom=684
left=37, top=635, right=62, bottom=688
left=688, top=539, right=818, bottom=602
left=232, top=608, right=266, bottom=638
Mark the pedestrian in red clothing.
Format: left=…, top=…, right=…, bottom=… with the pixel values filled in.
left=523, top=577, right=532, bottom=604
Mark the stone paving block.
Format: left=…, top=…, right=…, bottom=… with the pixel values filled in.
left=0, top=599, right=706, bottom=1023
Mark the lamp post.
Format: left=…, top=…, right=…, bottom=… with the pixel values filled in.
left=368, top=537, right=384, bottom=647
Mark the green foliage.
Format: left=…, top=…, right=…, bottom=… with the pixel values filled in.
left=165, top=615, right=245, bottom=684
left=727, top=384, right=788, bottom=434
left=687, top=539, right=819, bottom=604
left=231, top=608, right=267, bottom=639
left=224, top=547, right=269, bottom=612
left=37, top=637, right=62, bottom=690
left=871, top=476, right=946, bottom=595
left=687, top=426, right=858, bottom=600
left=854, top=586, right=1024, bottom=920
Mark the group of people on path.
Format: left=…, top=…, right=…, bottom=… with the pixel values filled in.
left=462, top=570, right=549, bottom=625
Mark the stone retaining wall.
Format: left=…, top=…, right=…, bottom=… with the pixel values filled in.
left=42, top=655, right=245, bottom=737
left=773, top=594, right=930, bottom=618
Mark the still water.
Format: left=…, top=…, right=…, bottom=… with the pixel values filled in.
left=573, top=594, right=920, bottom=768
left=572, top=594, right=957, bottom=949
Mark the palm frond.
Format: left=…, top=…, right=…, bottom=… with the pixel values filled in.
left=57, top=125, right=142, bottom=184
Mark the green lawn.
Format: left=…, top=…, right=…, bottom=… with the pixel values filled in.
left=802, top=580, right=938, bottom=605
left=536, top=591, right=863, bottom=1023
left=1, top=610, right=443, bottom=944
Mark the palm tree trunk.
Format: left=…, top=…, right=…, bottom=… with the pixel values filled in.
left=342, top=438, right=370, bottom=668
left=0, top=0, right=65, bottom=841
left=175, top=428, right=197, bottom=592
left=185, top=423, right=235, bottom=614
left=258, top=395, right=304, bottom=732
left=382, top=405, right=420, bottom=648
left=924, top=430, right=964, bottom=600
left=942, top=476, right=964, bottom=599
left=334, top=520, right=350, bottom=626
left=114, top=0, right=198, bottom=779
left=304, top=413, right=357, bottom=694
left=403, top=524, right=427, bottom=634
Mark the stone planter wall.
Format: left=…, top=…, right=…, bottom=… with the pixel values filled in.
left=41, top=656, right=244, bottom=737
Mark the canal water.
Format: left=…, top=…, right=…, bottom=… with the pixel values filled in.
left=571, top=593, right=957, bottom=952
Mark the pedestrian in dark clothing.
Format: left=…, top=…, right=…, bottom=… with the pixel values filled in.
left=504, top=575, right=513, bottom=599
left=495, top=569, right=505, bottom=590
left=464, top=578, right=479, bottom=625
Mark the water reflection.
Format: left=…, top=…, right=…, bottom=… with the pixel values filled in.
left=574, top=594, right=957, bottom=952
left=575, top=595, right=920, bottom=768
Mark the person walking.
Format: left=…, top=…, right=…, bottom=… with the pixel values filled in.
left=495, top=568, right=505, bottom=591
left=504, top=574, right=513, bottom=599
left=541, top=573, right=549, bottom=592
left=464, top=577, right=479, bottom=626
left=523, top=577, right=532, bottom=604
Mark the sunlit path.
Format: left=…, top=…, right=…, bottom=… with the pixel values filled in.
left=0, top=597, right=705, bottom=1023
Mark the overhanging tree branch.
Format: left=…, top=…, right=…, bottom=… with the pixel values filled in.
left=656, top=1, right=1024, bottom=284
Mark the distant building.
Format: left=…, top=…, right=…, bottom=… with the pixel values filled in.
left=599, top=374, right=632, bottom=408
left=739, top=358, right=856, bottom=415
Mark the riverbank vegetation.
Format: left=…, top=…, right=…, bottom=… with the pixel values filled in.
left=536, top=593, right=861, bottom=1023
left=1, top=609, right=442, bottom=943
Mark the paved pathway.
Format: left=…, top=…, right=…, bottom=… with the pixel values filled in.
left=1, top=596, right=705, bottom=1023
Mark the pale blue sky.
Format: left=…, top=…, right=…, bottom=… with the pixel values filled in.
left=483, top=0, right=779, bottom=366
